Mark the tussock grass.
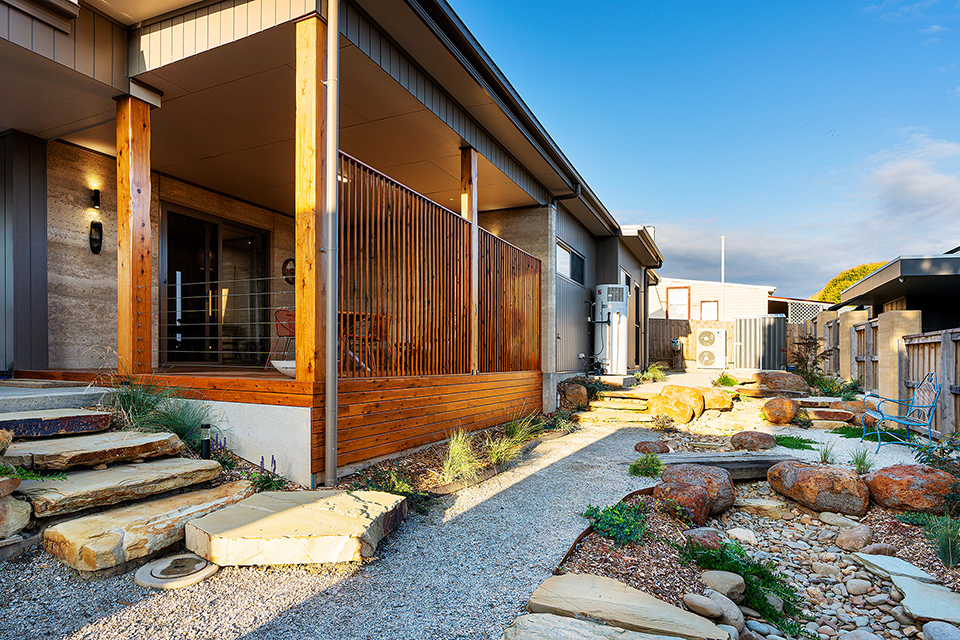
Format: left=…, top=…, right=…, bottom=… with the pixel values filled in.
left=442, top=430, right=480, bottom=484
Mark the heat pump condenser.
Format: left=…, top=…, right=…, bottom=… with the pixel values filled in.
left=697, top=328, right=726, bottom=369
left=594, top=284, right=630, bottom=376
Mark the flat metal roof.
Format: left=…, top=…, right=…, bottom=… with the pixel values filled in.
left=836, top=255, right=960, bottom=308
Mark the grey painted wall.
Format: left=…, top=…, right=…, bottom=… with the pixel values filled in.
left=0, top=129, right=48, bottom=372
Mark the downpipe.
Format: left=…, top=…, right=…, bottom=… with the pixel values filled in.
left=324, top=0, right=340, bottom=488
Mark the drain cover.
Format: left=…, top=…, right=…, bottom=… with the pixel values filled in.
left=135, top=553, right=219, bottom=590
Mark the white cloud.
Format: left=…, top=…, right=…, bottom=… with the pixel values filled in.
left=862, top=0, right=938, bottom=21
left=921, top=23, right=947, bottom=32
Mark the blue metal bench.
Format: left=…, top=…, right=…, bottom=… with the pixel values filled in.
left=861, top=372, right=941, bottom=453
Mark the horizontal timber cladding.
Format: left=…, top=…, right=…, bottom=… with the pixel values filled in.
left=311, top=371, right=543, bottom=473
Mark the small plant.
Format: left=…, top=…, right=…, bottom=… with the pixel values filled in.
left=140, top=397, right=213, bottom=452
left=504, top=413, right=544, bottom=443
left=848, top=446, right=875, bottom=474
left=109, top=373, right=182, bottom=427
left=0, top=464, right=66, bottom=481
left=791, top=412, right=813, bottom=429
left=657, top=498, right=695, bottom=525
left=896, top=511, right=934, bottom=526
left=913, top=433, right=960, bottom=478
left=774, top=435, right=818, bottom=451
left=713, top=372, right=738, bottom=387
left=924, top=515, right=960, bottom=567
left=581, top=501, right=649, bottom=545
left=362, top=468, right=435, bottom=515
left=442, top=430, right=480, bottom=484
left=636, top=364, right=666, bottom=383
left=788, top=334, right=830, bottom=389
left=818, top=440, right=837, bottom=464
left=246, top=455, right=287, bottom=492
left=544, top=409, right=576, bottom=432
left=650, top=414, right=678, bottom=432
left=485, top=433, right=522, bottom=466
left=210, top=433, right=237, bottom=470
left=629, top=453, right=664, bottom=478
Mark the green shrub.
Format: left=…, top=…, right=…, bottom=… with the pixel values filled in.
left=681, top=540, right=808, bottom=637
left=775, top=435, right=817, bottom=451
left=581, top=501, right=649, bottom=545
left=361, top=468, right=435, bottom=515
left=629, top=453, right=664, bottom=478
left=0, top=464, right=66, bottom=481
left=791, top=412, right=813, bottom=429
left=713, top=373, right=738, bottom=387
left=544, top=409, right=576, bottom=432
left=565, top=376, right=610, bottom=400
left=210, top=433, right=237, bottom=470
left=636, top=364, right=667, bottom=383
left=442, top=430, right=480, bottom=484
left=913, top=433, right=960, bottom=478
left=787, top=334, right=830, bottom=388
left=848, top=446, right=875, bottom=474
left=896, top=511, right=935, bottom=526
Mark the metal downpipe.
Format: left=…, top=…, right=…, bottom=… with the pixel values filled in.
left=324, top=0, right=340, bottom=487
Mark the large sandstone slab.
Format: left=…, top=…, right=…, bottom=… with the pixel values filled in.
left=44, top=480, right=253, bottom=572
left=576, top=410, right=654, bottom=424
left=502, top=613, right=686, bottom=640
left=0, top=408, right=111, bottom=438
left=0, top=495, right=31, bottom=538
left=17, top=458, right=222, bottom=517
left=186, top=490, right=407, bottom=565
left=527, top=574, right=726, bottom=640
left=852, top=553, right=937, bottom=583
left=4, top=431, right=185, bottom=470
left=891, top=575, right=960, bottom=625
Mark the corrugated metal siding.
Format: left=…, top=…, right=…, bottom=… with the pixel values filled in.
left=735, top=315, right=787, bottom=370
left=0, top=3, right=126, bottom=91
left=0, top=137, right=11, bottom=372
left=556, top=207, right=595, bottom=373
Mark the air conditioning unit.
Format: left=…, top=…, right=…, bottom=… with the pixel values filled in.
left=697, top=329, right=726, bottom=369
left=594, top=284, right=630, bottom=375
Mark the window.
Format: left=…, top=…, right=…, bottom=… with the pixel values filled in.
left=666, top=287, right=690, bottom=320
left=701, top=300, right=719, bottom=321
left=620, top=268, right=631, bottom=290
left=557, top=242, right=585, bottom=285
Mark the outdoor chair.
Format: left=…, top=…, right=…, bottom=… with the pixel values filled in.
left=264, top=308, right=296, bottom=370
left=340, top=313, right=394, bottom=374
left=861, top=372, right=941, bottom=453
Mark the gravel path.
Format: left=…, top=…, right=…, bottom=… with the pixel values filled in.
left=0, top=422, right=657, bottom=640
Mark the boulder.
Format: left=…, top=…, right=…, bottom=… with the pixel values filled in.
left=767, top=461, right=870, bottom=516
left=635, top=441, right=670, bottom=455
left=502, top=613, right=689, bottom=640
left=752, top=371, right=810, bottom=393
left=661, top=386, right=706, bottom=419
left=923, top=622, right=960, bottom=640
left=683, top=527, right=727, bottom=549
left=562, top=384, right=588, bottom=409
left=704, top=589, right=745, bottom=632
left=700, top=388, right=734, bottom=411
left=0, top=477, right=21, bottom=499
left=701, top=571, right=746, bottom=603
left=648, top=395, right=695, bottom=424
left=527, top=574, right=727, bottom=640
left=684, top=593, right=724, bottom=618
left=654, top=482, right=711, bottom=526
left=762, top=398, right=799, bottom=425
left=0, top=495, right=31, bottom=538
left=0, top=430, right=11, bottom=456
left=662, top=464, right=735, bottom=515
left=836, top=524, right=872, bottom=551
left=864, top=465, right=957, bottom=514
left=730, top=431, right=776, bottom=451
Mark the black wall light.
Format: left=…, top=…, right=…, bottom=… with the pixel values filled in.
left=89, top=221, right=103, bottom=255
left=91, top=188, right=100, bottom=209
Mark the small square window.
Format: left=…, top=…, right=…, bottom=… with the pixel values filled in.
left=557, top=242, right=585, bottom=285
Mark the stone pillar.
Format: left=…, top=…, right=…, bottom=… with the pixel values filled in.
left=838, top=309, right=867, bottom=381
left=877, top=310, right=922, bottom=407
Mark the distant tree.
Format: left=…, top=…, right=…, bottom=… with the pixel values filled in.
left=812, top=262, right=886, bottom=304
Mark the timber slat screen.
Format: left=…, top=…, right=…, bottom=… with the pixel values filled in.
left=478, top=228, right=541, bottom=372
left=904, top=329, right=960, bottom=438
left=338, top=153, right=471, bottom=378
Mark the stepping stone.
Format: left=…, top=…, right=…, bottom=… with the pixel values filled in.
left=736, top=387, right=807, bottom=399
left=3, top=431, right=185, bottom=470
left=527, top=574, right=726, bottom=640
left=807, top=409, right=854, bottom=422
left=589, top=400, right=649, bottom=412
left=575, top=410, right=654, bottom=424
left=852, top=553, right=937, bottom=583
left=17, top=458, right=222, bottom=517
left=658, top=452, right=800, bottom=481
left=0, top=409, right=111, bottom=438
left=502, top=613, right=686, bottom=640
left=134, top=553, right=219, bottom=590
left=43, top=480, right=253, bottom=572
left=733, top=497, right=791, bottom=520
left=186, top=490, right=407, bottom=565
left=602, top=391, right=652, bottom=401
left=810, top=420, right=852, bottom=430
left=799, top=397, right=842, bottom=408
left=891, top=575, right=960, bottom=625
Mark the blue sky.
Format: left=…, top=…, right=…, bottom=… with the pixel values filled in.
left=448, top=0, right=960, bottom=298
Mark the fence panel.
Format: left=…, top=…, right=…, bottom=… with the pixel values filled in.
left=904, top=331, right=955, bottom=438
left=649, top=318, right=734, bottom=364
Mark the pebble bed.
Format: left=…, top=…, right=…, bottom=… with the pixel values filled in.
left=0, top=421, right=659, bottom=640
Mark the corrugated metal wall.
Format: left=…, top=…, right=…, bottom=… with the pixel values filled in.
left=556, top=207, right=594, bottom=373
left=735, top=315, right=787, bottom=370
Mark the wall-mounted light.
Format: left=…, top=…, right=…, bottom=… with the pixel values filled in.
left=89, top=221, right=103, bottom=255
left=91, top=188, right=101, bottom=209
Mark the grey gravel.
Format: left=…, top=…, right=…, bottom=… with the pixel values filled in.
left=0, top=422, right=657, bottom=640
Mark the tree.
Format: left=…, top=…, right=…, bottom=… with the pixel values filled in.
left=812, top=262, right=886, bottom=304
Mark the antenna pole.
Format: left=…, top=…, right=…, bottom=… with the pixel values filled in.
left=721, top=236, right=726, bottom=323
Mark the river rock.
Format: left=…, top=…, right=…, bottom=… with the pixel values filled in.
left=654, top=482, right=711, bottom=526
left=813, top=562, right=841, bottom=577
left=702, top=571, right=745, bottom=603
left=730, top=431, right=776, bottom=451
left=860, top=543, right=897, bottom=556
left=762, top=398, right=799, bottom=424
left=846, top=578, right=872, bottom=595
left=661, top=386, right=706, bottom=419
left=864, top=465, right=957, bottom=514
left=527, top=573, right=727, bottom=640
left=0, top=495, right=31, bottom=538
left=700, top=388, right=734, bottom=411
left=649, top=395, right=695, bottom=424
left=726, top=527, right=757, bottom=546
left=635, top=441, right=670, bottom=455
left=662, top=465, right=735, bottom=515
left=717, top=624, right=740, bottom=640
left=836, top=524, right=872, bottom=551
left=705, top=589, right=745, bottom=632
left=923, top=622, right=960, bottom=640
left=0, top=477, right=21, bottom=498
left=767, top=461, right=870, bottom=516
left=838, top=631, right=883, bottom=640
left=819, top=511, right=860, bottom=528
left=752, top=371, right=809, bottom=393
left=684, top=593, right=724, bottom=618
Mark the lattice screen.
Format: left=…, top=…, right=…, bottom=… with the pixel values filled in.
left=788, top=301, right=828, bottom=325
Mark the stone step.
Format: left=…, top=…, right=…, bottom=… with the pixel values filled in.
left=657, top=451, right=800, bottom=481
left=805, top=408, right=854, bottom=422
left=588, top=399, right=649, bottom=412
left=0, top=385, right=112, bottom=413
left=594, top=375, right=636, bottom=389
left=798, top=396, right=843, bottom=408
left=17, top=458, right=222, bottom=517
left=574, top=410, right=654, bottom=424
left=43, top=480, right=254, bottom=572
left=0, top=408, right=111, bottom=438
left=735, top=386, right=808, bottom=399
left=186, top=490, right=407, bottom=565
left=3, top=431, right=186, bottom=470
left=601, top=390, right=651, bottom=401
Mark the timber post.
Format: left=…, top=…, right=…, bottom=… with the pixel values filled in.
left=461, top=146, right=479, bottom=374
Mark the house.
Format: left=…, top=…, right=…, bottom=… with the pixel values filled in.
left=0, top=0, right=662, bottom=487
left=650, top=277, right=775, bottom=321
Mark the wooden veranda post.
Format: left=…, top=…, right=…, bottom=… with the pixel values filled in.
left=461, top=147, right=479, bottom=374
left=116, top=96, right=152, bottom=374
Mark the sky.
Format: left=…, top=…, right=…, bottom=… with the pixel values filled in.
left=447, top=0, right=960, bottom=298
